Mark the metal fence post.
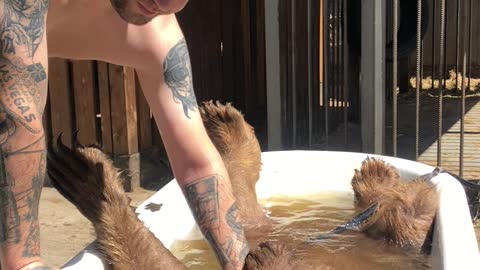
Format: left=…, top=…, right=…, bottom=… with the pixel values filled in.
left=360, top=0, right=386, bottom=154
left=265, top=0, right=282, bottom=150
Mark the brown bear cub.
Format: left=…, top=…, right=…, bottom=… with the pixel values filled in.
left=48, top=137, right=188, bottom=270
left=47, top=101, right=321, bottom=270
left=351, top=157, right=439, bottom=251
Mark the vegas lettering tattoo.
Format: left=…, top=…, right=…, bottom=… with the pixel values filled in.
left=0, top=0, right=49, bottom=261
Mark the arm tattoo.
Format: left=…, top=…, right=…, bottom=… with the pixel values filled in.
left=21, top=150, right=45, bottom=257
left=163, top=38, right=198, bottom=119
left=185, top=175, right=220, bottom=228
left=0, top=56, right=47, bottom=129
left=0, top=168, right=21, bottom=244
left=1, top=0, right=49, bottom=57
left=0, top=149, right=45, bottom=256
left=0, top=0, right=49, bottom=137
left=0, top=0, right=49, bottom=261
left=0, top=0, right=49, bottom=120
left=185, top=175, right=249, bottom=268
left=225, top=203, right=249, bottom=262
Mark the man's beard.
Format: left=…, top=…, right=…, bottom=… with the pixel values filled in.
left=110, top=0, right=154, bottom=25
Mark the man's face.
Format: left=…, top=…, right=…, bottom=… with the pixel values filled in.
left=110, top=0, right=189, bottom=25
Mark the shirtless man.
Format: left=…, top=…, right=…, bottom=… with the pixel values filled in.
left=0, top=1, right=249, bottom=269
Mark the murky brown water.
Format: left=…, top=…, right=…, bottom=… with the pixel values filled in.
left=171, top=192, right=473, bottom=269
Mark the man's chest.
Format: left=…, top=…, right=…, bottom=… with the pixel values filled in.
left=47, top=0, right=150, bottom=66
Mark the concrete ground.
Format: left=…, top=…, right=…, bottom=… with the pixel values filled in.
left=40, top=187, right=156, bottom=268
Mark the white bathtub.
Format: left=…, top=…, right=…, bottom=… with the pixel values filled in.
left=61, top=151, right=480, bottom=270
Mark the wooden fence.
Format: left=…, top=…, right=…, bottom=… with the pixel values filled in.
left=46, top=60, right=153, bottom=190
left=44, top=1, right=267, bottom=191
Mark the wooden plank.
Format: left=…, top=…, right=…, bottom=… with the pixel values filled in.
left=203, top=0, right=223, bottom=100
left=97, top=61, right=113, bottom=153
left=107, top=65, right=139, bottom=192
left=108, top=64, right=138, bottom=155
left=135, top=72, right=152, bottom=151
left=48, top=58, right=74, bottom=147
left=255, top=0, right=267, bottom=108
left=360, top=0, right=385, bottom=154
left=71, top=60, right=98, bottom=145
left=265, top=0, right=283, bottom=150
left=311, top=0, right=322, bottom=140
left=239, top=0, right=253, bottom=113
left=177, top=1, right=208, bottom=102
left=319, top=0, right=324, bottom=85
left=254, top=0, right=267, bottom=146
left=294, top=0, right=309, bottom=147
left=472, top=1, right=480, bottom=65
left=278, top=0, right=293, bottom=149
left=221, top=0, right=235, bottom=103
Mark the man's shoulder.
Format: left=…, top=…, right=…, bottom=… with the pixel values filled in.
left=47, top=0, right=182, bottom=67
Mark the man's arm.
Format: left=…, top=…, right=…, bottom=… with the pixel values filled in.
left=0, top=0, right=54, bottom=269
left=135, top=16, right=249, bottom=270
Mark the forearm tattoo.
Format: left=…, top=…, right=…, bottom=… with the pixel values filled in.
left=1, top=0, right=49, bottom=118
left=185, top=175, right=249, bottom=268
left=0, top=0, right=49, bottom=261
left=163, top=38, right=198, bottom=119
left=1, top=0, right=49, bottom=57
